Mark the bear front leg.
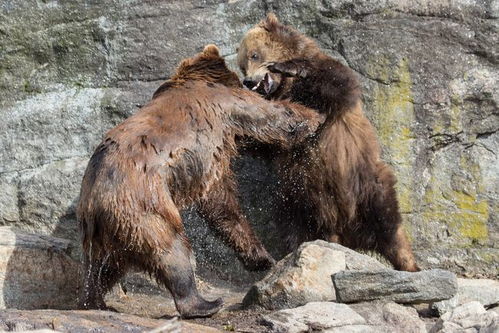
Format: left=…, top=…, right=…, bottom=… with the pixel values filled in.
left=197, top=173, right=276, bottom=271
left=371, top=162, right=420, bottom=272
left=382, top=225, right=420, bottom=272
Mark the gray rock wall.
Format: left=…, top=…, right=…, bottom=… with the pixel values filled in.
left=1, top=0, right=497, bottom=278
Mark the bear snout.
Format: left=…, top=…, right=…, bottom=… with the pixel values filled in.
left=243, top=77, right=258, bottom=89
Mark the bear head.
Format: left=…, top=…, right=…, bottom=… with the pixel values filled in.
left=154, top=44, right=241, bottom=99
left=237, top=13, right=319, bottom=97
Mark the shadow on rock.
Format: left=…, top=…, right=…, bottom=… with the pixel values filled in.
left=1, top=227, right=80, bottom=310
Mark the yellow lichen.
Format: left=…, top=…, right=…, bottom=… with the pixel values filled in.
left=372, top=58, right=414, bottom=214
left=422, top=179, right=489, bottom=244
left=421, top=138, right=490, bottom=245
left=449, top=103, right=462, bottom=133
left=451, top=189, right=489, bottom=241
left=429, top=94, right=462, bottom=136
left=443, top=94, right=463, bottom=133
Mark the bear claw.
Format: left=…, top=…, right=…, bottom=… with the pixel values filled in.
left=268, top=60, right=309, bottom=78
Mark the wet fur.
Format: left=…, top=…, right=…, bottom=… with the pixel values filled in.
left=76, top=45, right=324, bottom=318
left=238, top=15, right=419, bottom=271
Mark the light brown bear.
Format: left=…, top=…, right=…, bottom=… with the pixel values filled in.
left=76, top=45, right=324, bottom=318
left=237, top=14, right=419, bottom=272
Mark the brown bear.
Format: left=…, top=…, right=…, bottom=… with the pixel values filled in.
left=76, top=44, right=324, bottom=318
left=237, top=14, right=419, bottom=272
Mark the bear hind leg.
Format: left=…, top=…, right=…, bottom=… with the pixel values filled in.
left=79, top=252, right=126, bottom=310
left=131, top=210, right=222, bottom=318
left=146, top=235, right=223, bottom=318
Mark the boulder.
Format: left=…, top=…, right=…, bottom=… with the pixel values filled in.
left=0, top=227, right=79, bottom=310
left=381, top=302, right=426, bottom=333
left=261, top=302, right=366, bottom=333
left=242, top=240, right=389, bottom=310
left=430, top=301, right=499, bottom=333
left=333, top=269, right=457, bottom=304
left=243, top=241, right=347, bottom=310
left=313, top=240, right=388, bottom=271
left=431, top=278, right=499, bottom=316
left=350, top=301, right=427, bottom=333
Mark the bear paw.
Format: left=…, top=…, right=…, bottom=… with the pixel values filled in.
left=241, top=250, right=276, bottom=271
left=268, top=59, right=310, bottom=79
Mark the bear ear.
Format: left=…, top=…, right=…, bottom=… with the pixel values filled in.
left=260, top=12, right=279, bottom=31
left=203, top=44, right=220, bottom=57
left=266, top=12, right=279, bottom=24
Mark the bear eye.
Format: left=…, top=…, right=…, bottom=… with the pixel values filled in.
left=250, top=52, right=259, bottom=61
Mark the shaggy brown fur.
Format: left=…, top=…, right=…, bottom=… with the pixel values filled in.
left=76, top=45, right=324, bottom=318
left=237, top=14, right=419, bottom=272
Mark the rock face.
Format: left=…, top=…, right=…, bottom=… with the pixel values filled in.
left=333, top=269, right=458, bottom=304
left=243, top=241, right=348, bottom=310
left=429, top=301, right=499, bottom=333
left=431, top=278, right=499, bottom=316
left=0, top=227, right=79, bottom=310
left=0, top=0, right=498, bottom=283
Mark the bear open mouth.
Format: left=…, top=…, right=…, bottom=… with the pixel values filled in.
left=252, top=73, right=274, bottom=96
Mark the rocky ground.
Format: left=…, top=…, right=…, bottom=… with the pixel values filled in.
left=1, top=233, right=498, bottom=332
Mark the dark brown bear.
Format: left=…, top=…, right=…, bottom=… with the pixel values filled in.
left=237, top=14, right=419, bottom=272
left=76, top=44, right=324, bottom=318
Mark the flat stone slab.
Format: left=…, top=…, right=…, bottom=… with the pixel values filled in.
left=0, top=227, right=80, bottom=310
left=0, top=309, right=221, bottom=333
left=262, top=302, right=366, bottom=333
left=431, top=278, right=499, bottom=316
left=333, top=269, right=457, bottom=304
